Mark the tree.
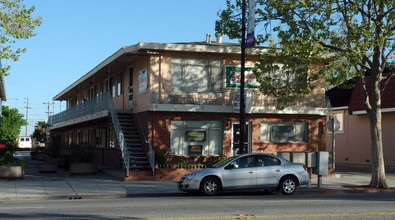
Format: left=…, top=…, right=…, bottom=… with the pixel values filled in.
left=0, top=0, right=41, bottom=76
left=216, top=0, right=394, bottom=188
left=0, top=105, right=25, bottom=147
left=32, top=121, right=47, bottom=143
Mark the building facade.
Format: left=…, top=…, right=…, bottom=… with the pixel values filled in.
left=326, top=76, right=395, bottom=168
left=48, top=39, right=331, bottom=177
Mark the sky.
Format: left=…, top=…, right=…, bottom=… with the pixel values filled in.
left=2, top=0, right=238, bottom=136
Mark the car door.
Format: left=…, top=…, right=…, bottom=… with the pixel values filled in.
left=256, top=155, right=283, bottom=187
left=222, top=155, right=257, bottom=188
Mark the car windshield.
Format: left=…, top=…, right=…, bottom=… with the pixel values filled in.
left=211, top=156, right=238, bottom=168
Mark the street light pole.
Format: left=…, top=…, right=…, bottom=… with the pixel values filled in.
left=239, top=0, right=247, bottom=155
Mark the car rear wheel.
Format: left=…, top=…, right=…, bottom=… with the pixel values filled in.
left=279, top=177, right=297, bottom=195
left=200, top=177, right=220, bottom=196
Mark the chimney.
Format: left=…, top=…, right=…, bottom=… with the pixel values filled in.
left=205, top=33, right=212, bottom=43
left=215, top=33, right=223, bottom=43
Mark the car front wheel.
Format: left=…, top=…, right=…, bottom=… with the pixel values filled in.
left=279, top=177, right=297, bottom=195
left=200, top=177, right=220, bottom=196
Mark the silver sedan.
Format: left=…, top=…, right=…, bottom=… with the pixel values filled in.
left=177, top=153, right=309, bottom=196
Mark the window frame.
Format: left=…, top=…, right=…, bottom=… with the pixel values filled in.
left=261, top=122, right=308, bottom=143
left=171, top=57, right=224, bottom=93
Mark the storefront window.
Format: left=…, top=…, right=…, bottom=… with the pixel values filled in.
left=170, top=121, right=222, bottom=156
left=261, top=122, right=307, bottom=143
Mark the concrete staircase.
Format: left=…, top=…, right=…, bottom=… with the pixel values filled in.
left=116, top=112, right=155, bottom=180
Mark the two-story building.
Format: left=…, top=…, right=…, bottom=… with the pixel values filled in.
left=48, top=36, right=331, bottom=179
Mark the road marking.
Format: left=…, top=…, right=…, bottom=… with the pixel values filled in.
left=126, top=212, right=395, bottom=220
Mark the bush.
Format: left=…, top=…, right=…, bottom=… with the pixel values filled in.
left=69, top=143, right=95, bottom=163
left=0, top=151, right=15, bottom=166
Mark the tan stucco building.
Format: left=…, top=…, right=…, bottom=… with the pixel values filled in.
left=49, top=38, right=331, bottom=178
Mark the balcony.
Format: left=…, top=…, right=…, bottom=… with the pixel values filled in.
left=49, top=92, right=331, bottom=129
left=48, top=94, right=110, bottom=129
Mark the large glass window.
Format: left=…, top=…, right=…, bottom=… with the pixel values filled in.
left=172, top=57, right=223, bottom=93
left=170, top=121, right=222, bottom=156
left=261, top=122, right=307, bottom=143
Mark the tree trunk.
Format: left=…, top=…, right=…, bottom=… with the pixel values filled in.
left=365, top=69, right=388, bottom=188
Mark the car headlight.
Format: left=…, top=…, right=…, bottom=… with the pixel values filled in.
left=185, top=173, right=196, bottom=180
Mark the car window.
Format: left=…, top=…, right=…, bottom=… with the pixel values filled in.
left=257, top=155, right=281, bottom=167
left=212, top=156, right=237, bottom=168
left=229, top=156, right=256, bottom=169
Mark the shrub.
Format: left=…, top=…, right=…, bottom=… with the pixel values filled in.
left=0, top=151, right=15, bottom=166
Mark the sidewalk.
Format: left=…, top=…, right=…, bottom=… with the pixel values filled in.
left=0, top=151, right=394, bottom=201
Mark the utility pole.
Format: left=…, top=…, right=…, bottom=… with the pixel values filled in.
left=43, top=102, right=54, bottom=118
left=24, top=98, right=30, bottom=136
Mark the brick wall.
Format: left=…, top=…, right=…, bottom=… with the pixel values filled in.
left=140, top=111, right=326, bottom=158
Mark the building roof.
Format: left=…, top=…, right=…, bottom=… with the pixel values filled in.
left=326, top=80, right=355, bottom=108
left=52, top=41, right=269, bottom=101
left=348, top=75, right=395, bottom=113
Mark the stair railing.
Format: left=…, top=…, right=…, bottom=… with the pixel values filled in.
left=106, top=93, right=130, bottom=175
left=132, top=104, right=155, bottom=176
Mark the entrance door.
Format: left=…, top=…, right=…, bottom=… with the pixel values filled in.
left=128, top=67, right=133, bottom=109
left=232, top=122, right=251, bottom=155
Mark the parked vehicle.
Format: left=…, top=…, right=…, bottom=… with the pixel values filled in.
left=18, top=137, right=32, bottom=149
left=177, top=153, right=309, bottom=196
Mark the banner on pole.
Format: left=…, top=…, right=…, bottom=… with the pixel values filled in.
left=246, top=0, right=255, bottom=48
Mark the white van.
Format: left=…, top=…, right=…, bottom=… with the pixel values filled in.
left=18, top=137, right=32, bottom=148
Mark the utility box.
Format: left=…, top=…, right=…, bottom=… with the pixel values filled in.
left=313, top=151, right=329, bottom=175
left=306, top=152, right=316, bottom=168
left=292, top=152, right=306, bottom=164
left=278, top=152, right=291, bottom=161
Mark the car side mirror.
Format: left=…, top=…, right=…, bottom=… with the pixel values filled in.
left=225, top=164, right=235, bottom=170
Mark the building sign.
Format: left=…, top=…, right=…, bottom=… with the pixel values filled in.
left=138, top=69, right=148, bottom=94
left=226, top=66, right=258, bottom=88
left=233, top=92, right=253, bottom=113
left=188, top=145, right=203, bottom=155
left=185, top=130, right=206, bottom=142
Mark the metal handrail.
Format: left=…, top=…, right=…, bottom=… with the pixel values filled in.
left=48, top=94, right=109, bottom=125
left=132, top=104, right=155, bottom=176
left=106, top=93, right=130, bottom=175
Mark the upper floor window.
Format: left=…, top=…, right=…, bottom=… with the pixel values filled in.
left=172, top=57, right=223, bottom=93
left=259, top=63, right=307, bottom=89
left=117, top=72, right=123, bottom=96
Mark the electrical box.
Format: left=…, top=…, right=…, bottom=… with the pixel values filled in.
left=313, top=151, right=329, bottom=175
left=278, top=152, right=291, bottom=161
left=292, top=152, right=306, bottom=164
left=306, top=152, right=316, bottom=168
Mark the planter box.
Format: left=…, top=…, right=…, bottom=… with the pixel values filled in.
left=0, top=166, right=24, bottom=179
left=39, top=162, right=58, bottom=173
left=69, top=163, right=97, bottom=175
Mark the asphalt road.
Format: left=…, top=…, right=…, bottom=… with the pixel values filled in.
left=1, top=192, right=395, bottom=219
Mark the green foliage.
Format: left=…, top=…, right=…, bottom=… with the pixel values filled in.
left=216, top=0, right=395, bottom=109
left=0, top=150, right=14, bottom=166
left=45, top=134, right=60, bottom=158
left=216, top=0, right=394, bottom=188
left=32, top=121, right=47, bottom=143
left=69, top=143, right=95, bottom=163
left=0, top=105, right=25, bottom=146
left=0, top=0, right=42, bottom=76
